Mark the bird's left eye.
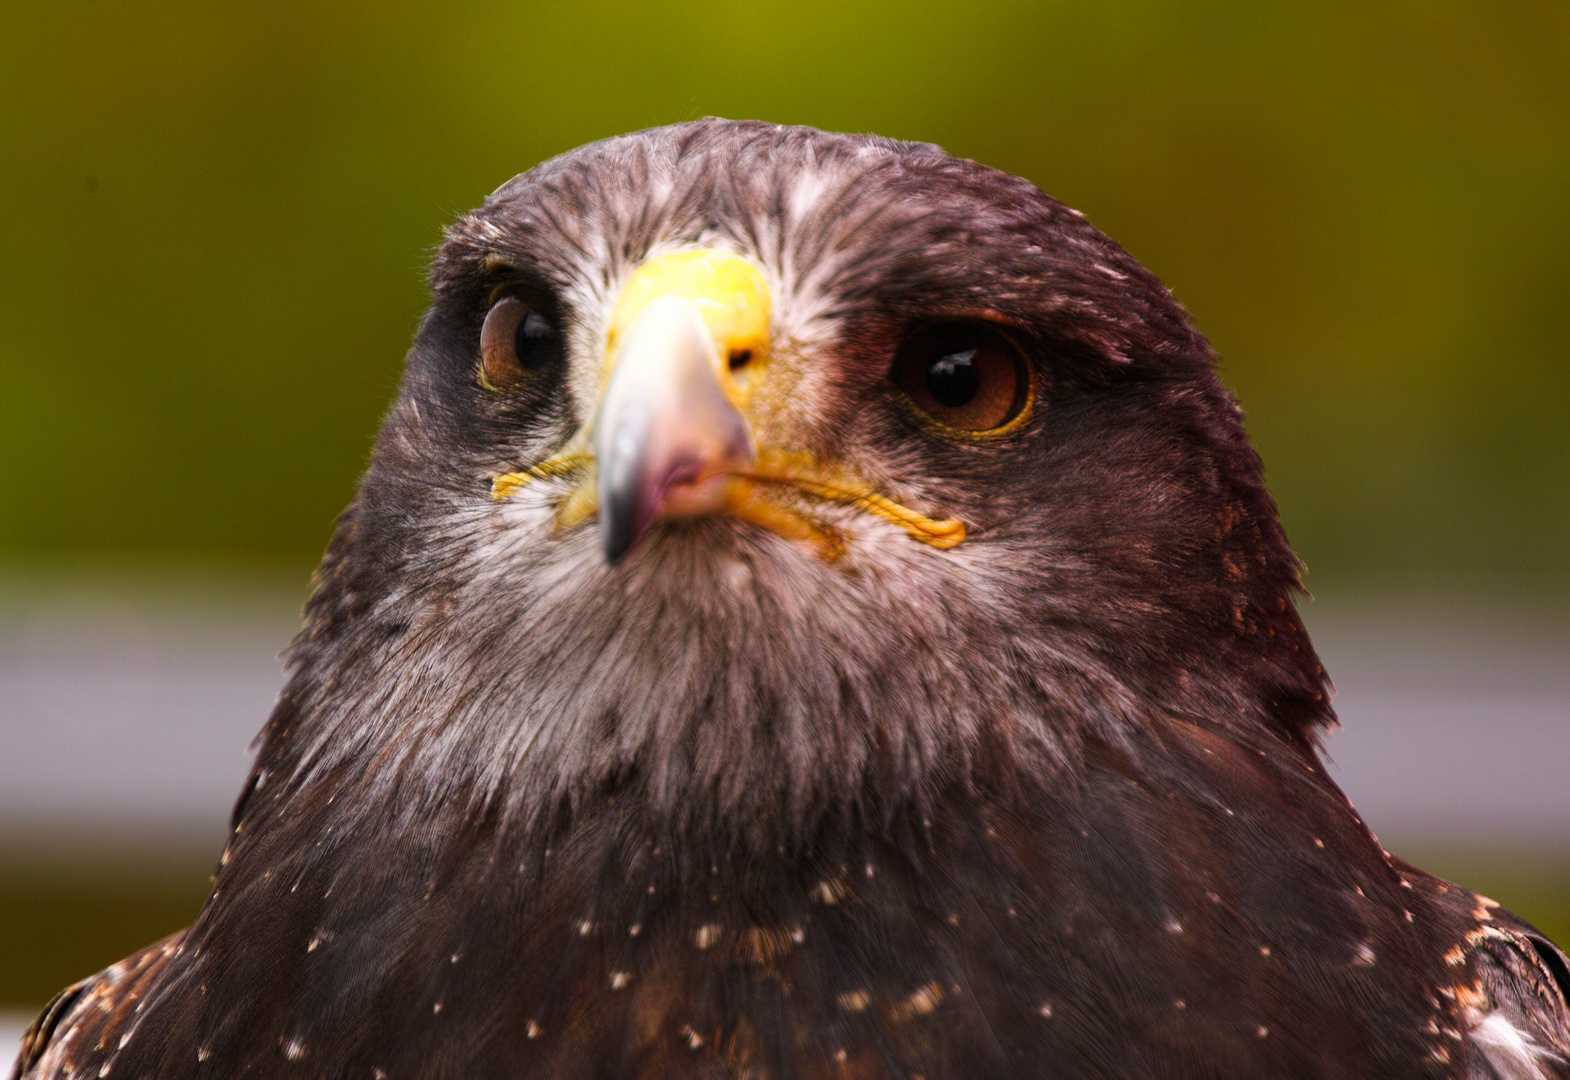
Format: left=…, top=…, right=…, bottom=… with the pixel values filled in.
left=480, top=295, right=559, bottom=388
left=892, top=323, right=1031, bottom=433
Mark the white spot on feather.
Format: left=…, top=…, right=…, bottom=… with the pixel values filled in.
left=836, top=989, right=870, bottom=1013
left=899, top=982, right=944, bottom=1018
left=811, top=880, right=845, bottom=905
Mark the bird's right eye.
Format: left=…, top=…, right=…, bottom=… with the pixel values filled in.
left=480, top=295, right=559, bottom=388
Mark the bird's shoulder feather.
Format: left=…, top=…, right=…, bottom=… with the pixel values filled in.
left=1400, top=862, right=1570, bottom=1079
left=10, top=931, right=186, bottom=1080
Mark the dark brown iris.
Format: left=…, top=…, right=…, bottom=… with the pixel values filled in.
left=480, top=295, right=559, bottom=387
left=893, top=323, right=1029, bottom=432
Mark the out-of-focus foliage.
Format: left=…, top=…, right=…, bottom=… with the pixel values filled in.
left=2, top=0, right=1566, bottom=576
left=0, top=855, right=213, bottom=1007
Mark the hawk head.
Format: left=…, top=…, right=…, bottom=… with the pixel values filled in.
left=280, top=119, right=1328, bottom=842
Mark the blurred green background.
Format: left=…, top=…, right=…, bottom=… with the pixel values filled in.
left=2, top=0, right=1567, bottom=576
left=3, top=0, right=1568, bottom=1019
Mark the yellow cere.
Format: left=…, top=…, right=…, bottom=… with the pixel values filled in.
left=605, top=249, right=771, bottom=405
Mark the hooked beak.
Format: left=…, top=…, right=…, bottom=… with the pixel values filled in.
left=591, top=294, right=755, bottom=562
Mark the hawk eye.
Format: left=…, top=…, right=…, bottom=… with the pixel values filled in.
left=480, top=295, right=558, bottom=388
left=892, top=323, right=1030, bottom=433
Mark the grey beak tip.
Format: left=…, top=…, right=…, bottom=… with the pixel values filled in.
left=599, top=471, right=647, bottom=565
left=602, top=520, right=637, bottom=565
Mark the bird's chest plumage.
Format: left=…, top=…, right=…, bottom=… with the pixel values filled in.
left=91, top=749, right=1469, bottom=1080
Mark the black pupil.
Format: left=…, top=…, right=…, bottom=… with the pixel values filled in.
left=514, top=310, right=556, bottom=368
left=926, top=348, right=979, bottom=407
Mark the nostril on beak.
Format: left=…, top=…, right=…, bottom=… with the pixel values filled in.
left=728, top=349, right=753, bottom=371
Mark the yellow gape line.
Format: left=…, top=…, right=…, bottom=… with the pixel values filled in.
left=756, top=473, right=966, bottom=549
left=744, top=449, right=967, bottom=550
left=491, top=449, right=966, bottom=553
left=490, top=454, right=590, bottom=502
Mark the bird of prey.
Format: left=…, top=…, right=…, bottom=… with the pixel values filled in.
left=13, top=119, right=1570, bottom=1080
